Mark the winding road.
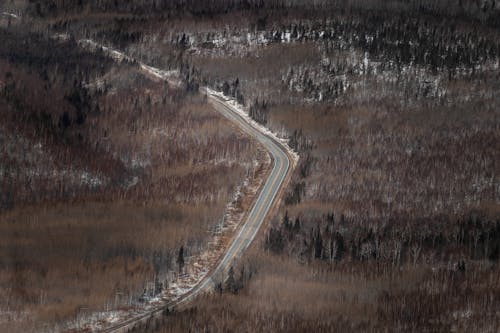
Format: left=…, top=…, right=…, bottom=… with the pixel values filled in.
left=99, top=90, right=295, bottom=332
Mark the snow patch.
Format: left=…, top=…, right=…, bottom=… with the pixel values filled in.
left=1, top=12, right=19, bottom=19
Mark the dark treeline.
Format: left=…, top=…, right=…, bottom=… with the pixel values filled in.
left=0, top=28, right=114, bottom=148
left=27, top=0, right=277, bottom=18
left=0, top=29, right=112, bottom=84
left=0, top=27, right=128, bottom=210
left=274, top=17, right=500, bottom=76
left=266, top=211, right=500, bottom=265
left=26, top=0, right=500, bottom=27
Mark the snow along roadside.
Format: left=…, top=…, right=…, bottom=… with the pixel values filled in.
left=68, top=36, right=299, bottom=165
left=205, top=87, right=299, bottom=165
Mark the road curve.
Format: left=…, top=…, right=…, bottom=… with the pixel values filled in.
left=99, top=91, right=295, bottom=332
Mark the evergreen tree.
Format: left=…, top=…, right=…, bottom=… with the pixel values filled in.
left=225, top=266, right=237, bottom=293
left=293, top=217, right=301, bottom=233
left=266, top=227, right=284, bottom=253
left=222, top=81, right=230, bottom=95
left=334, top=233, right=345, bottom=261
left=314, top=227, right=323, bottom=259
left=283, top=211, right=291, bottom=231
left=177, top=246, right=184, bottom=274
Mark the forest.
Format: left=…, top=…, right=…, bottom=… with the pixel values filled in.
left=0, top=0, right=499, bottom=332
left=0, top=13, right=267, bottom=332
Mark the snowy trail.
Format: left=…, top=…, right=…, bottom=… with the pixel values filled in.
left=75, top=38, right=182, bottom=87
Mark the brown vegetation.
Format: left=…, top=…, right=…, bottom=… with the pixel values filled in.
left=0, top=24, right=262, bottom=332
left=2, top=1, right=500, bottom=331
left=81, top=3, right=500, bottom=332
left=129, top=249, right=500, bottom=333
